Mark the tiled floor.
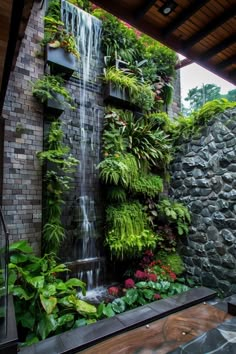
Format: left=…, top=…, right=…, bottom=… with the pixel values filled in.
left=80, top=303, right=232, bottom=354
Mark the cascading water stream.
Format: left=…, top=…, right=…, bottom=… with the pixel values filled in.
left=62, top=1, right=104, bottom=289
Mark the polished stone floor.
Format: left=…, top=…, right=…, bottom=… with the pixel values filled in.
left=80, top=303, right=232, bottom=354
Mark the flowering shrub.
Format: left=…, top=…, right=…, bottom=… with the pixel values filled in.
left=124, top=278, right=135, bottom=289
left=108, top=286, right=119, bottom=296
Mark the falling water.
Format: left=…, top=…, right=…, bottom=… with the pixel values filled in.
left=62, top=1, right=104, bottom=289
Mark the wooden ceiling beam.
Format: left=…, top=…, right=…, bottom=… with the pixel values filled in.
left=215, top=55, right=236, bottom=70
left=162, top=0, right=209, bottom=37
left=201, top=34, right=236, bottom=61
left=134, top=0, right=157, bottom=21
left=184, top=6, right=236, bottom=49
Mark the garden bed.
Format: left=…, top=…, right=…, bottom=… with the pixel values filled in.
left=19, top=287, right=217, bottom=354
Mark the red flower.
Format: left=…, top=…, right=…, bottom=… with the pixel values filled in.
left=135, top=270, right=148, bottom=279
left=154, top=293, right=161, bottom=300
left=108, top=286, right=119, bottom=296
left=147, top=273, right=157, bottom=282
left=124, top=278, right=135, bottom=289
left=169, top=272, right=177, bottom=281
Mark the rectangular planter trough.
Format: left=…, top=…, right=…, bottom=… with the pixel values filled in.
left=46, top=46, right=78, bottom=78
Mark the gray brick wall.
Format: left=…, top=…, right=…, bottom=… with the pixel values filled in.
left=2, top=2, right=44, bottom=254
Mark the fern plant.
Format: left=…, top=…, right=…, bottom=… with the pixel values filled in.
left=106, top=186, right=127, bottom=203
left=106, top=202, right=157, bottom=259
left=37, top=120, right=79, bottom=254
left=130, top=174, right=163, bottom=197
left=32, top=75, right=74, bottom=109
left=97, top=153, right=138, bottom=187
left=157, top=198, right=191, bottom=236
left=103, top=67, right=154, bottom=111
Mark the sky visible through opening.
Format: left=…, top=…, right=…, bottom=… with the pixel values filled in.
left=180, top=56, right=236, bottom=108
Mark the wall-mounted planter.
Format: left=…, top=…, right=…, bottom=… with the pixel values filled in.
left=104, top=82, right=136, bottom=110
left=45, top=93, right=65, bottom=117
left=46, top=45, right=77, bottom=78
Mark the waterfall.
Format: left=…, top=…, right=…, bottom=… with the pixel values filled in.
left=62, top=1, right=104, bottom=288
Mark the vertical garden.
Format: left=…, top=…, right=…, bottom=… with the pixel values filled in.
left=7, top=0, right=236, bottom=347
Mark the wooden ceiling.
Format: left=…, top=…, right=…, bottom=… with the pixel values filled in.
left=91, top=0, right=236, bottom=85
left=0, top=0, right=34, bottom=114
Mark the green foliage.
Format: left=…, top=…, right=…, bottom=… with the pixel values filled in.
left=43, top=0, right=80, bottom=58
left=32, top=75, right=74, bottom=109
left=170, top=99, right=236, bottom=144
left=8, top=241, right=98, bottom=346
left=92, top=9, right=144, bottom=64
left=106, top=186, right=127, bottom=203
left=37, top=120, right=79, bottom=254
left=145, top=112, right=171, bottom=132
left=140, top=35, right=177, bottom=79
left=37, top=121, right=79, bottom=173
left=184, top=84, right=221, bottom=111
left=130, top=174, right=163, bottom=197
left=103, top=67, right=155, bottom=112
left=121, top=113, right=172, bottom=169
left=97, top=153, right=138, bottom=187
left=155, top=251, right=185, bottom=275
left=193, top=98, right=236, bottom=127
left=157, top=198, right=191, bottom=236
left=67, top=0, right=92, bottom=12
left=92, top=9, right=177, bottom=104
left=105, top=202, right=157, bottom=259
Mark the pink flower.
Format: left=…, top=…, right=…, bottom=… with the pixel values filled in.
left=154, top=293, right=161, bottom=300
left=169, top=272, right=177, bottom=281
left=108, top=286, right=119, bottom=296
left=124, top=278, right=135, bottom=289
left=147, top=273, right=157, bottom=282
left=135, top=270, right=148, bottom=279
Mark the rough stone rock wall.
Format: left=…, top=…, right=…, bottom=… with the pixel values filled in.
left=2, top=2, right=44, bottom=254
left=170, top=108, right=236, bottom=295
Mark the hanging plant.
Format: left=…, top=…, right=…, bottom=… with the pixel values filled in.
left=32, top=74, right=75, bottom=110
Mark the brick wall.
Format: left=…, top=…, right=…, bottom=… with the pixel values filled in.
left=2, top=2, right=44, bottom=254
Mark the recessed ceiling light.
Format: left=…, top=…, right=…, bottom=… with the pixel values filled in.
left=159, top=1, right=177, bottom=16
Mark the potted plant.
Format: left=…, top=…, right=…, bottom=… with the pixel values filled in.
left=32, top=74, right=75, bottom=116
left=43, top=17, right=80, bottom=76
left=103, top=67, right=154, bottom=112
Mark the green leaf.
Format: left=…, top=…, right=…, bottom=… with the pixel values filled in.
left=27, top=276, right=45, bottom=289
left=24, top=334, right=39, bottom=346
left=18, top=311, right=35, bottom=329
left=9, top=241, right=33, bottom=253
left=40, top=294, right=57, bottom=314
left=65, top=278, right=86, bottom=293
left=37, top=313, right=57, bottom=340
left=111, top=298, right=126, bottom=313
left=57, top=314, right=74, bottom=327
left=10, top=253, right=29, bottom=264
left=102, top=303, right=115, bottom=318
left=142, top=289, right=155, bottom=300
left=75, top=299, right=97, bottom=316
left=160, top=281, right=171, bottom=291
left=135, top=282, right=148, bottom=289
left=57, top=295, right=75, bottom=308
left=41, top=284, right=56, bottom=297
left=123, top=289, right=138, bottom=305
left=73, top=318, right=87, bottom=328
left=12, top=286, right=34, bottom=300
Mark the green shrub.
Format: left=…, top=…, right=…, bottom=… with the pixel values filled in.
left=130, top=174, right=163, bottom=197
left=155, top=251, right=185, bottom=275
left=105, top=202, right=157, bottom=259
left=8, top=241, right=97, bottom=346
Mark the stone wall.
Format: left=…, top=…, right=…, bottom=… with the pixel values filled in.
left=170, top=108, right=236, bottom=295
left=2, top=2, right=44, bottom=254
